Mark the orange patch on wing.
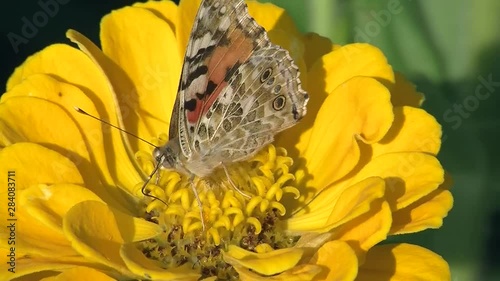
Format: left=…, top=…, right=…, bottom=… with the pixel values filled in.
left=201, top=29, right=255, bottom=115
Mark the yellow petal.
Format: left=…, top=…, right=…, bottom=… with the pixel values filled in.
left=347, top=152, right=444, bottom=211
left=1, top=200, right=76, bottom=257
left=247, top=1, right=301, bottom=38
left=357, top=243, right=450, bottom=281
left=0, top=142, right=83, bottom=189
left=2, top=74, right=116, bottom=187
left=133, top=0, right=178, bottom=36
left=66, top=201, right=162, bottom=244
left=287, top=177, right=385, bottom=233
left=0, top=97, right=93, bottom=177
left=303, top=77, right=393, bottom=191
left=0, top=96, right=129, bottom=205
left=371, top=106, right=441, bottom=157
left=8, top=184, right=104, bottom=258
left=235, top=264, right=322, bottom=281
left=223, top=245, right=303, bottom=276
left=177, top=0, right=202, bottom=55
left=326, top=178, right=387, bottom=227
left=100, top=6, right=182, bottom=153
left=40, top=267, right=116, bottom=281
left=391, top=187, right=453, bottom=234
left=333, top=200, right=391, bottom=259
left=316, top=43, right=395, bottom=91
left=0, top=251, right=93, bottom=281
left=391, top=72, right=425, bottom=107
left=120, top=243, right=200, bottom=281
left=6, top=43, right=142, bottom=193
left=4, top=73, right=144, bottom=207
left=21, top=184, right=103, bottom=232
left=63, top=202, right=127, bottom=275
left=63, top=201, right=162, bottom=277
left=310, top=240, right=358, bottom=281
left=294, top=232, right=334, bottom=249
left=0, top=144, right=83, bottom=257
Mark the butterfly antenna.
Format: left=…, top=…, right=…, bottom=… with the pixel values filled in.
left=74, top=107, right=159, bottom=148
left=74, top=106, right=168, bottom=205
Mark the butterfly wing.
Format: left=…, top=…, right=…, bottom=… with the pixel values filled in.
left=194, top=44, right=307, bottom=163
left=169, top=0, right=269, bottom=159
left=170, top=0, right=308, bottom=175
left=191, top=2, right=308, bottom=161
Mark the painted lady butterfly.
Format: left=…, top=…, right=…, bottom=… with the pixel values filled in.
left=149, top=0, right=308, bottom=203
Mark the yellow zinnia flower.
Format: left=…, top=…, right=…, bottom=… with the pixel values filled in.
left=0, top=0, right=453, bottom=280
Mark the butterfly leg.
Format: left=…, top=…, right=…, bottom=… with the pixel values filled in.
left=222, top=164, right=251, bottom=199
left=189, top=175, right=206, bottom=231
left=154, top=169, right=161, bottom=185
left=141, top=162, right=169, bottom=206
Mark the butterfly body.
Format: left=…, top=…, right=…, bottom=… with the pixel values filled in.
left=153, top=0, right=308, bottom=180
left=153, top=138, right=220, bottom=178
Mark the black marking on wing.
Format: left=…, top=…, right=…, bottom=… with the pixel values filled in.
left=292, top=104, right=300, bottom=120
left=224, top=62, right=242, bottom=82
left=186, top=45, right=216, bottom=63
left=193, top=80, right=218, bottom=102
left=185, top=99, right=197, bottom=111
left=182, top=65, right=208, bottom=90
left=205, top=80, right=217, bottom=97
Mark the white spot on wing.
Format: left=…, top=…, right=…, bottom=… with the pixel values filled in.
left=241, top=95, right=256, bottom=115
left=219, top=16, right=230, bottom=30
left=187, top=74, right=208, bottom=100
left=200, top=33, right=213, bottom=50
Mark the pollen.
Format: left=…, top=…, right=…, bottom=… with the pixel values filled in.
left=136, top=144, right=301, bottom=280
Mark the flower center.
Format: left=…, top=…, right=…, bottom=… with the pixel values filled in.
left=135, top=141, right=301, bottom=280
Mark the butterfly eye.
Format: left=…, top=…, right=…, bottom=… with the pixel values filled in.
left=260, top=67, right=273, bottom=83
left=273, top=95, right=286, bottom=111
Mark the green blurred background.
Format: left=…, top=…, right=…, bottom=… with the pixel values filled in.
left=0, top=1, right=498, bottom=280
